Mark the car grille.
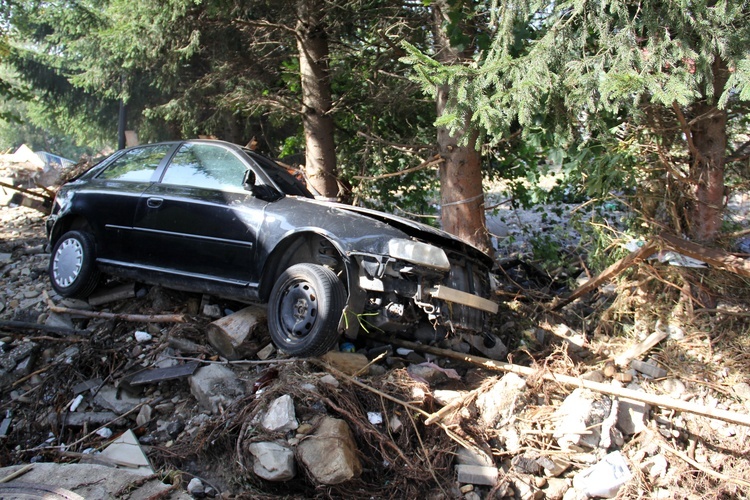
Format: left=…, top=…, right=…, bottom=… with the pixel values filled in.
left=441, top=254, right=492, bottom=331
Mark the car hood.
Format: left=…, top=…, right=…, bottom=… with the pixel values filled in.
left=304, top=198, right=495, bottom=266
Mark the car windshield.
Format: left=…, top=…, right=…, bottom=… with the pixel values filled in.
left=243, top=149, right=315, bottom=199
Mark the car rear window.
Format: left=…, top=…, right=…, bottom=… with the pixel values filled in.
left=97, top=144, right=172, bottom=182
left=161, top=143, right=247, bottom=190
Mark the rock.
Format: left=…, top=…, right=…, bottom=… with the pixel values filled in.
left=617, top=383, right=650, bottom=435
left=261, top=394, right=299, bottom=433
left=537, top=456, right=570, bottom=477
left=641, top=454, right=668, bottom=480
left=93, top=386, right=142, bottom=414
left=188, top=364, right=244, bottom=414
left=511, top=475, right=543, bottom=500
left=45, top=312, right=75, bottom=330
left=457, top=446, right=494, bottom=468
left=297, top=417, right=362, bottom=485
left=248, top=441, right=296, bottom=481
left=553, top=389, right=612, bottom=451
left=732, top=382, right=750, bottom=401
left=456, top=464, right=498, bottom=486
left=512, top=454, right=544, bottom=475
left=464, top=332, right=508, bottom=360
left=187, top=477, right=205, bottom=497
left=476, top=373, right=527, bottom=427
left=207, top=305, right=267, bottom=360
left=202, top=304, right=222, bottom=319
left=318, top=374, right=339, bottom=388
left=543, top=477, right=570, bottom=500
left=659, top=378, right=686, bottom=398
left=136, top=404, right=153, bottom=427
left=167, top=420, right=185, bottom=439
left=320, top=351, right=369, bottom=376
left=0, top=462, right=190, bottom=499
left=630, top=359, right=667, bottom=379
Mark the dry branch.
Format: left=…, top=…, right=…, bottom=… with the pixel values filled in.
left=371, top=335, right=750, bottom=428
left=44, top=292, right=185, bottom=323
left=551, top=240, right=659, bottom=310
left=659, top=233, right=750, bottom=278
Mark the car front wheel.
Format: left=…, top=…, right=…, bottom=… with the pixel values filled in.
left=268, top=263, right=346, bottom=357
left=49, top=230, right=101, bottom=299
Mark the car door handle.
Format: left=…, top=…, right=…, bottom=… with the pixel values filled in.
left=146, top=197, right=163, bottom=208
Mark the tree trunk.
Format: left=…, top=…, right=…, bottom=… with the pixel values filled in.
left=688, top=56, right=729, bottom=242
left=296, top=1, right=338, bottom=199
left=432, top=1, right=491, bottom=254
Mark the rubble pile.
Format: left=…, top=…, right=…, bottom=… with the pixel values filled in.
left=1, top=200, right=750, bottom=498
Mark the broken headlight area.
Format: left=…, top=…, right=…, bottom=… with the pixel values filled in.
left=352, top=247, right=496, bottom=336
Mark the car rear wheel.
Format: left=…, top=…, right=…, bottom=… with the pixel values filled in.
left=49, top=230, right=101, bottom=299
left=268, top=263, right=346, bottom=357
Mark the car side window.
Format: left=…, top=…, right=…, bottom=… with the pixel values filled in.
left=161, top=143, right=248, bottom=190
left=97, top=145, right=171, bottom=182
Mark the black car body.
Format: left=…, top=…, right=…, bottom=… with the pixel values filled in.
left=46, top=140, right=497, bottom=356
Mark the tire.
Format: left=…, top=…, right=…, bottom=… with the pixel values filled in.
left=268, top=263, right=346, bottom=357
left=48, top=230, right=101, bottom=299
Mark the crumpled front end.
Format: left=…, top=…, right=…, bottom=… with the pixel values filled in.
left=348, top=238, right=497, bottom=337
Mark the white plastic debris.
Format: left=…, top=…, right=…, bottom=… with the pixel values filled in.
left=134, top=331, right=152, bottom=343
left=367, top=412, right=383, bottom=425
left=69, top=394, right=84, bottom=412
left=573, top=451, right=632, bottom=498
left=96, top=427, right=113, bottom=439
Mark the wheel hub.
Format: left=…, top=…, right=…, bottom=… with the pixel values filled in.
left=53, top=238, right=84, bottom=287
left=280, top=282, right=318, bottom=338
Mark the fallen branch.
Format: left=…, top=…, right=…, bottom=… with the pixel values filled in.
left=551, top=240, right=659, bottom=311
left=613, top=328, right=669, bottom=367
left=0, top=320, right=85, bottom=336
left=352, top=154, right=443, bottom=181
left=424, top=386, right=483, bottom=425
left=0, top=464, right=34, bottom=483
left=370, top=335, right=750, bottom=428
left=0, top=181, right=53, bottom=201
left=44, top=292, right=185, bottom=323
left=659, top=233, right=750, bottom=278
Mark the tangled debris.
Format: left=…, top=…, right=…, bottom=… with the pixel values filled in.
left=1, top=192, right=750, bottom=498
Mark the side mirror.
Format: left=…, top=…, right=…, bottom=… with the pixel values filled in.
left=242, top=169, right=256, bottom=190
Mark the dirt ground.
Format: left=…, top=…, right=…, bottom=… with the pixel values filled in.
left=1, top=198, right=750, bottom=499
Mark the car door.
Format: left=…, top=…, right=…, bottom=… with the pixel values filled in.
left=133, top=142, right=266, bottom=288
left=80, top=144, right=175, bottom=263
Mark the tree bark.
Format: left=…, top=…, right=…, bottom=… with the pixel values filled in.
left=432, top=1, right=491, bottom=254
left=296, top=0, right=338, bottom=199
left=687, top=56, right=729, bottom=242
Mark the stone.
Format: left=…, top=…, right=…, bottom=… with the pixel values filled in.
left=476, top=373, right=527, bottom=427
left=319, top=374, right=339, bottom=388
left=732, top=382, right=750, bottom=401
left=136, top=404, right=153, bottom=427
left=511, top=475, right=543, bottom=500
left=537, top=456, right=569, bottom=477
left=543, top=478, right=571, bottom=500
left=261, top=394, right=299, bottom=433
left=320, top=351, right=369, bottom=376
left=464, top=332, right=508, bottom=360
left=207, top=305, right=267, bottom=360
left=553, top=389, right=612, bottom=451
left=297, top=417, right=362, bottom=485
left=617, top=383, right=651, bottom=435
left=456, top=464, right=498, bottom=486
left=188, top=364, right=244, bottom=414
left=93, top=386, right=142, bottom=415
left=187, top=477, right=205, bottom=497
left=659, top=378, right=686, bottom=398
left=0, top=462, right=190, bottom=499
left=630, top=359, right=667, bottom=379
left=45, top=312, right=75, bottom=330
left=457, top=447, right=494, bottom=468
left=248, top=441, right=296, bottom=481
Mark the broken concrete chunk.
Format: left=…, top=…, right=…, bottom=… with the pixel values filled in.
left=553, top=388, right=612, bottom=452
left=88, top=283, right=136, bottom=307
left=188, top=364, right=244, bottom=414
left=456, top=464, right=498, bottom=486
left=261, top=394, right=299, bottom=433
left=617, top=383, right=650, bottom=435
left=93, top=386, right=142, bottom=415
left=297, top=417, right=362, bottom=485
left=476, top=373, right=527, bottom=428
left=457, top=446, right=494, bottom=468
left=100, top=429, right=152, bottom=472
left=248, top=441, right=296, bottom=481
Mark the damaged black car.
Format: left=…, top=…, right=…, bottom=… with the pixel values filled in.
left=46, top=140, right=498, bottom=356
